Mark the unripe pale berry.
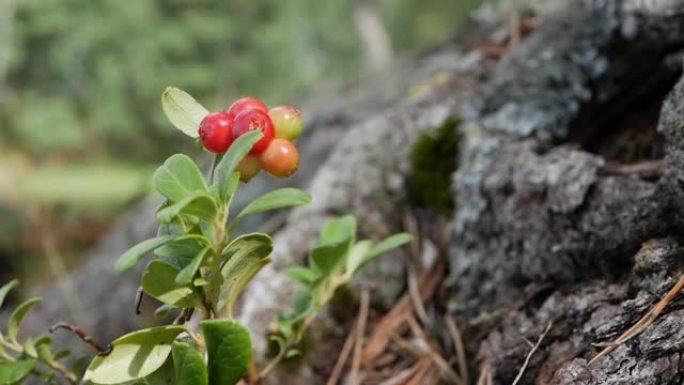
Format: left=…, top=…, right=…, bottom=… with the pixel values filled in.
left=228, top=97, right=268, bottom=116
left=232, top=109, right=275, bottom=154
left=236, top=155, right=262, bottom=182
left=198, top=112, right=235, bottom=153
left=260, top=138, right=299, bottom=178
left=269, top=105, right=303, bottom=141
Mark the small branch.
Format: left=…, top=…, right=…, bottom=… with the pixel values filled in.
left=49, top=322, right=112, bottom=356
left=511, top=322, right=552, bottom=385
left=258, top=345, right=287, bottom=379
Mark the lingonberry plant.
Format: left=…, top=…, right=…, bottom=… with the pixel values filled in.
left=0, top=87, right=411, bottom=385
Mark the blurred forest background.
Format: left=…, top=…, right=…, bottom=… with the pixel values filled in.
left=0, top=0, right=482, bottom=286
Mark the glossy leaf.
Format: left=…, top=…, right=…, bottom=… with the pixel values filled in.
left=155, top=235, right=210, bottom=270
left=0, top=279, right=18, bottom=310
left=230, top=188, right=311, bottom=229
left=157, top=192, right=218, bottom=223
left=145, top=355, right=175, bottom=385
left=214, top=131, right=262, bottom=201
left=201, top=320, right=251, bottom=385
left=84, top=326, right=186, bottom=385
left=309, top=241, right=349, bottom=276
left=319, top=215, right=356, bottom=247
left=115, top=235, right=175, bottom=272
left=175, top=246, right=211, bottom=285
left=172, top=342, right=208, bottom=385
left=153, top=154, right=208, bottom=203
left=364, top=233, right=412, bottom=263
left=345, top=240, right=373, bottom=275
left=161, top=87, right=208, bottom=138
left=0, top=360, right=36, bottom=384
left=219, top=233, right=273, bottom=315
left=142, top=260, right=202, bottom=308
left=282, top=266, right=318, bottom=286
left=8, top=297, right=41, bottom=342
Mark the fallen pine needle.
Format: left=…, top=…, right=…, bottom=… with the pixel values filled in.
left=511, top=322, right=552, bottom=385
left=477, top=362, right=492, bottom=385
left=326, top=323, right=358, bottom=385
left=445, top=315, right=469, bottom=385
left=362, top=255, right=445, bottom=364
left=349, top=289, right=371, bottom=385
left=589, top=274, right=684, bottom=366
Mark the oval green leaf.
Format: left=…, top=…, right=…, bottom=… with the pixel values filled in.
left=8, top=297, right=41, bottom=342
left=345, top=240, right=373, bottom=275
left=84, top=325, right=186, bottom=385
left=229, top=188, right=311, bottom=230
left=0, top=360, right=36, bottom=384
left=0, top=279, right=18, bottom=310
left=172, top=342, right=208, bottom=385
left=142, top=260, right=203, bottom=308
left=115, top=235, right=176, bottom=272
left=282, top=266, right=318, bottom=286
left=219, top=233, right=273, bottom=315
left=214, top=131, right=263, bottom=202
left=200, top=320, right=251, bottom=385
left=153, top=154, right=208, bottom=203
left=161, top=87, right=209, bottom=138
left=175, top=246, right=211, bottom=285
left=364, top=233, right=412, bottom=263
left=157, top=192, right=218, bottom=223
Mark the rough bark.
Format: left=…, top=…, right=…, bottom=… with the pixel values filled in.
left=451, top=0, right=684, bottom=384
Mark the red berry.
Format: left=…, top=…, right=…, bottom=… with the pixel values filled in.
left=236, top=155, right=262, bottom=182
left=198, top=112, right=235, bottom=153
left=260, top=138, right=299, bottom=178
left=232, top=109, right=275, bottom=154
left=269, top=105, right=303, bottom=141
left=228, top=97, right=268, bottom=116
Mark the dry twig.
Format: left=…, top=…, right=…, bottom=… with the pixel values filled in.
left=511, top=322, right=552, bottom=385
left=445, top=315, right=469, bottom=385
left=348, top=289, right=371, bottom=385
left=589, top=274, right=684, bottom=365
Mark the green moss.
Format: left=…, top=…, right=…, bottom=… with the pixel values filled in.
left=407, top=118, right=460, bottom=214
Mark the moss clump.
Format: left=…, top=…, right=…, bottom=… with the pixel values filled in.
left=407, top=118, right=460, bottom=214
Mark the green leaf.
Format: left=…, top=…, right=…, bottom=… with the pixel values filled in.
left=153, top=154, right=208, bottom=203
left=309, top=241, right=349, bottom=277
left=84, top=326, right=186, bottom=385
left=34, top=335, right=55, bottom=364
left=319, top=215, right=357, bottom=247
left=282, top=266, right=318, bottom=286
left=219, top=233, right=273, bottom=315
left=142, top=260, right=203, bottom=308
left=291, top=289, right=315, bottom=320
left=345, top=240, right=373, bottom=275
left=157, top=192, right=218, bottom=223
left=115, top=235, right=175, bottom=272
left=229, top=188, right=311, bottom=229
left=0, top=360, right=36, bottom=384
left=8, top=297, right=41, bottom=342
left=364, top=233, right=412, bottom=263
left=0, top=279, right=18, bottom=310
left=223, top=172, right=241, bottom=213
left=201, top=320, right=251, bottom=385
left=214, top=131, right=263, bottom=202
left=161, top=87, right=209, bottom=138
left=175, top=246, right=211, bottom=285
left=155, top=235, right=210, bottom=269
left=145, top=355, right=175, bottom=385
left=172, top=342, right=208, bottom=385
left=154, top=304, right=174, bottom=320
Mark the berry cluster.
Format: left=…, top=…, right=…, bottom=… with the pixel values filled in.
left=198, top=97, right=303, bottom=181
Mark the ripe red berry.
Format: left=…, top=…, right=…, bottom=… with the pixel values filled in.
left=228, top=97, right=268, bottom=116
left=260, top=138, right=300, bottom=178
left=198, top=112, right=235, bottom=153
left=232, top=109, right=275, bottom=154
left=269, top=105, right=303, bottom=141
left=236, top=155, right=262, bottom=182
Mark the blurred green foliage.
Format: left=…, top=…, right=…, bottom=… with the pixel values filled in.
left=2, top=0, right=481, bottom=162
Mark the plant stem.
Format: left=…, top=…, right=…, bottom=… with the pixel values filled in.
left=0, top=338, right=77, bottom=385
left=258, top=344, right=288, bottom=379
